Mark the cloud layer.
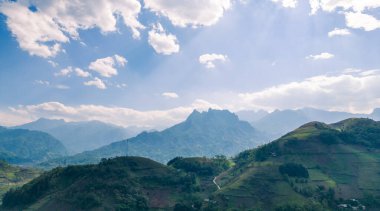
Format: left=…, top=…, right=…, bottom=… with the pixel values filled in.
left=0, top=0, right=143, bottom=57
left=144, top=0, right=232, bottom=27
left=5, top=99, right=221, bottom=128
left=237, top=70, right=380, bottom=113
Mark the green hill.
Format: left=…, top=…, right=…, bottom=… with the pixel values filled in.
left=0, top=127, right=68, bottom=164
left=39, top=109, right=267, bottom=168
left=1, top=156, right=227, bottom=210
left=0, top=160, right=41, bottom=203
left=214, top=118, right=380, bottom=210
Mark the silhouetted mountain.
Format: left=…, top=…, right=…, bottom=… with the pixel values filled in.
left=247, top=108, right=367, bottom=139
left=0, top=127, right=67, bottom=164
left=15, top=118, right=142, bottom=154
left=40, top=109, right=267, bottom=167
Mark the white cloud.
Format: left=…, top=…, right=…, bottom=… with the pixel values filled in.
left=55, top=67, right=73, bottom=77
left=310, top=0, right=380, bottom=13
left=116, top=83, right=128, bottom=89
left=199, top=53, right=228, bottom=69
left=48, top=60, right=59, bottom=67
left=148, top=23, right=180, bottom=55
left=309, top=0, right=380, bottom=31
left=35, top=80, right=50, bottom=86
left=114, top=54, right=128, bottom=67
left=272, top=0, right=298, bottom=8
left=345, top=12, right=380, bottom=31
left=74, top=68, right=91, bottom=78
left=237, top=71, right=380, bottom=114
left=0, top=2, right=68, bottom=58
left=0, top=0, right=144, bottom=58
left=55, top=84, right=70, bottom=90
left=84, top=77, right=107, bottom=89
left=89, top=55, right=127, bottom=78
left=144, top=0, right=232, bottom=27
left=4, top=99, right=221, bottom=128
left=306, top=52, right=335, bottom=60
left=162, top=92, right=179, bottom=99
left=328, top=28, right=351, bottom=37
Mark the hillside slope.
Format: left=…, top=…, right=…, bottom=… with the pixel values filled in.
left=2, top=156, right=227, bottom=210
left=0, top=127, right=67, bottom=164
left=15, top=118, right=141, bottom=154
left=214, top=118, right=380, bottom=210
left=40, top=109, right=267, bottom=167
left=0, top=160, right=41, bottom=202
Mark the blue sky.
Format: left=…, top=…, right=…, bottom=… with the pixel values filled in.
left=1, top=0, right=380, bottom=128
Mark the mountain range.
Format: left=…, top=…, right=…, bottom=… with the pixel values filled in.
left=3, top=118, right=380, bottom=210
left=15, top=118, right=143, bottom=154
left=237, top=107, right=378, bottom=139
left=39, top=109, right=268, bottom=168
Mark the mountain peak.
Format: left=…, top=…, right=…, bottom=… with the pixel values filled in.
left=35, top=117, right=66, bottom=123
left=186, top=109, right=239, bottom=123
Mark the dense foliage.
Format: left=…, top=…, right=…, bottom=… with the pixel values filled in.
left=279, top=163, right=309, bottom=178
left=168, top=156, right=230, bottom=176
left=2, top=156, right=199, bottom=210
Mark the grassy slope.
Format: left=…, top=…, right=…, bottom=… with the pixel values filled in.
left=215, top=119, right=380, bottom=210
left=0, top=160, right=41, bottom=203
left=2, top=156, right=220, bottom=210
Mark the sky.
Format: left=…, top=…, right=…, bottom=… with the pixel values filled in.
left=0, top=0, right=380, bottom=128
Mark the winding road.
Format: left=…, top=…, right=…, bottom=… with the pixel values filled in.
left=213, top=177, right=221, bottom=190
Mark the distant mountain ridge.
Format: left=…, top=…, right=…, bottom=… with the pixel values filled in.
left=0, top=127, right=67, bottom=164
left=238, top=107, right=376, bottom=139
left=15, top=118, right=143, bottom=154
left=5, top=118, right=380, bottom=210
left=40, top=109, right=268, bottom=167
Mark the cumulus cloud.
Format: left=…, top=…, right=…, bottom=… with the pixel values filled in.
left=74, top=68, right=91, bottom=78
left=4, top=99, right=221, bottom=128
left=272, top=0, right=298, bottom=8
left=306, top=52, right=334, bottom=60
left=144, top=0, right=232, bottom=27
left=345, top=12, right=380, bottom=31
left=328, top=28, right=351, bottom=37
left=237, top=71, right=380, bottom=114
left=199, top=53, right=228, bottom=69
left=0, top=0, right=144, bottom=58
left=84, top=77, right=107, bottom=89
left=0, top=2, right=67, bottom=58
left=55, top=67, right=73, bottom=77
left=148, top=23, right=180, bottom=55
left=89, top=55, right=127, bottom=78
left=162, top=92, right=179, bottom=99
left=309, top=0, right=380, bottom=31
